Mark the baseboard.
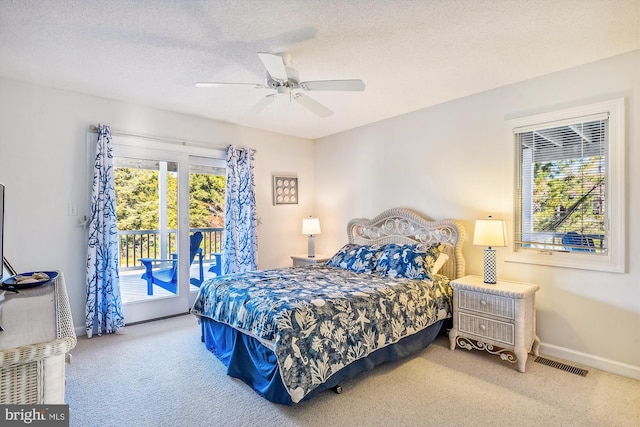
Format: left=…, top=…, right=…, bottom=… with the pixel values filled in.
left=73, top=325, right=126, bottom=337
left=74, top=312, right=191, bottom=338
left=74, top=325, right=86, bottom=337
left=540, top=342, right=640, bottom=380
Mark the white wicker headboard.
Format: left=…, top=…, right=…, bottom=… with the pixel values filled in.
left=347, top=208, right=466, bottom=280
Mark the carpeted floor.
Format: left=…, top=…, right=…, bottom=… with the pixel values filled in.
left=65, top=314, right=640, bottom=427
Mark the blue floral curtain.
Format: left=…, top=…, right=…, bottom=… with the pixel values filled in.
left=222, top=145, right=257, bottom=274
left=86, top=124, right=125, bottom=337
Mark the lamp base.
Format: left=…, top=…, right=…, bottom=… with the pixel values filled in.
left=483, top=247, right=497, bottom=284
left=307, top=235, right=316, bottom=258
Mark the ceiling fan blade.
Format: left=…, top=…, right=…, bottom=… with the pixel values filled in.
left=299, top=79, right=365, bottom=91
left=195, top=82, right=266, bottom=89
left=251, top=94, right=277, bottom=114
left=294, top=93, right=333, bottom=117
left=257, top=52, right=288, bottom=81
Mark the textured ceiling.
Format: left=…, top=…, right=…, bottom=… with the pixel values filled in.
left=1, top=0, right=638, bottom=139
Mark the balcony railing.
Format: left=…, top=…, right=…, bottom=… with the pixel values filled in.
left=118, top=228, right=223, bottom=270
left=519, top=232, right=605, bottom=253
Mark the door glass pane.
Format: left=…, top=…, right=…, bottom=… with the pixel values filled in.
left=189, top=161, right=225, bottom=290
left=114, top=157, right=179, bottom=303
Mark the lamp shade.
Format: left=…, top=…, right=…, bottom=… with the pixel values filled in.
left=302, top=217, right=321, bottom=235
left=473, top=218, right=507, bottom=247
left=473, top=217, right=507, bottom=284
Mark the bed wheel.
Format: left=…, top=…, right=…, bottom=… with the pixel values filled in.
left=332, top=385, right=343, bottom=394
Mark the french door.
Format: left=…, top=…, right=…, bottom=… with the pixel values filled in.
left=111, top=138, right=225, bottom=323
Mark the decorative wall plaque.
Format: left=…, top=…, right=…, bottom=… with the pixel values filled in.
left=273, top=175, right=298, bottom=205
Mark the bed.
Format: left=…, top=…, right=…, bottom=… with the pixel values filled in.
left=191, top=208, right=465, bottom=404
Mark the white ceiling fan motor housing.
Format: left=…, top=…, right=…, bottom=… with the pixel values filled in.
left=266, top=67, right=300, bottom=89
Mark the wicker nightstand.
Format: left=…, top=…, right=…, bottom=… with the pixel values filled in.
left=448, top=275, right=540, bottom=373
left=291, top=255, right=330, bottom=267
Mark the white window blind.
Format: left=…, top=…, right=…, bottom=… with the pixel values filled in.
left=515, top=115, right=608, bottom=254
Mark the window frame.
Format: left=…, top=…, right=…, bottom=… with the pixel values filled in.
left=504, top=98, right=626, bottom=273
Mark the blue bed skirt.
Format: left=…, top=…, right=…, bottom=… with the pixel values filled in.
left=200, top=317, right=447, bottom=405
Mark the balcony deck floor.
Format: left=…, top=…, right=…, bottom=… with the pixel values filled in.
left=119, top=264, right=218, bottom=304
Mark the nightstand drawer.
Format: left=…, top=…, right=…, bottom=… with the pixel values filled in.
left=458, top=312, right=514, bottom=346
left=458, top=290, right=514, bottom=319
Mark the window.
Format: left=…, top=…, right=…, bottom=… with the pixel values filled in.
left=506, top=99, right=625, bottom=273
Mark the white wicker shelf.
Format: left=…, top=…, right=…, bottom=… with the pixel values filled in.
left=0, top=272, right=76, bottom=403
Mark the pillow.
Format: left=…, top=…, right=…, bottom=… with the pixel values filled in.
left=375, top=243, right=444, bottom=279
left=326, top=244, right=381, bottom=273
left=373, top=243, right=422, bottom=279
left=326, top=244, right=358, bottom=267
left=422, top=243, right=445, bottom=276
left=431, top=252, right=449, bottom=275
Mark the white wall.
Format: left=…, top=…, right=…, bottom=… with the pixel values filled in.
left=0, top=78, right=315, bottom=333
left=315, top=50, right=640, bottom=377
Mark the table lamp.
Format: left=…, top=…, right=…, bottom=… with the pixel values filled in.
left=473, top=216, right=507, bottom=284
left=302, top=217, right=321, bottom=258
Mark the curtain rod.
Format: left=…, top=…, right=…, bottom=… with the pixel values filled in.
left=88, top=125, right=254, bottom=152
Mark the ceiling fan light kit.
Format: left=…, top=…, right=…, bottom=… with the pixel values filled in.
left=196, top=52, right=365, bottom=117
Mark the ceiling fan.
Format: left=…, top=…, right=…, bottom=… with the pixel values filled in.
left=195, top=52, right=365, bottom=117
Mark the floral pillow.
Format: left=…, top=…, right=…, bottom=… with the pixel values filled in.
left=326, top=244, right=357, bottom=266
left=326, top=244, right=381, bottom=273
left=432, top=252, right=449, bottom=275
left=374, top=243, right=444, bottom=279
left=423, top=243, right=446, bottom=277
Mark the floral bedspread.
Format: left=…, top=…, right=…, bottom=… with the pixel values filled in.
left=191, top=265, right=452, bottom=403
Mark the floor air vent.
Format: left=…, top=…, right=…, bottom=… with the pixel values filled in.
left=534, top=356, right=588, bottom=377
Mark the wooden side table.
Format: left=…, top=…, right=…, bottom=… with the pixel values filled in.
left=448, top=275, right=540, bottom=373
left=291, top=255, right=330, bottom=267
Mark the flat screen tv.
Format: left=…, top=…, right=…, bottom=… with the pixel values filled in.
left=0, top=182, right=5, bottom=279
